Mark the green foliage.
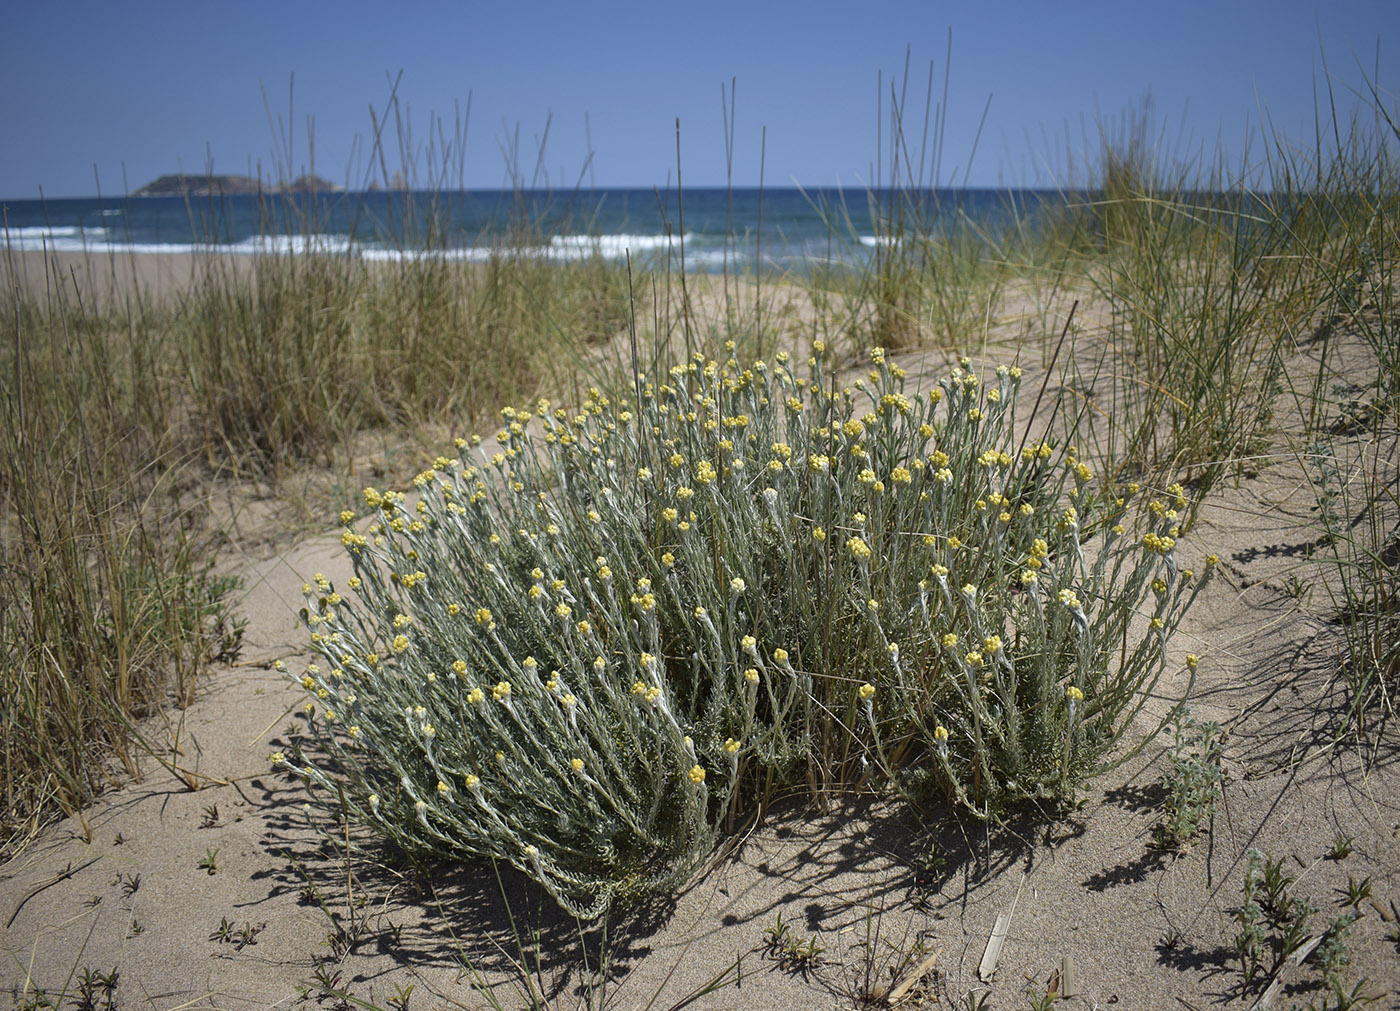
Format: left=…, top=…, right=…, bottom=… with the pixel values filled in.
left=1154, top=705, right=1224, bottom=849
left=763, top=911, right=824, bottom=972
left=1305, top=434, right=1399, bottom=741
left=1228, top=849, right=1376, bottom=1006
left=0, top=269, right=241, bottom=860
left=280, top=346, right=1208, bottom=915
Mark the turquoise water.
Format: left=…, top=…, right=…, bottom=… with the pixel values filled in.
left=0, top=187, right=1062, bottom=272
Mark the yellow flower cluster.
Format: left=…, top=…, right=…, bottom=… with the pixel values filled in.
left=1143, top=532, right=1177, bottom=554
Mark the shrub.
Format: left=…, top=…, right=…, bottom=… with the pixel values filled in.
left=277, top=345, right=1210, bottom=915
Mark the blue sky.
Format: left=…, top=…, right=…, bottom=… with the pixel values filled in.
left=2, top=0, right=1395, bottom=198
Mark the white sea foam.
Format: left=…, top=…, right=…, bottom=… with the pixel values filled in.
left=0, top=226, right=726, bottom=266
left=546, top=233, right=691, bottom=259
left=2, top=225, right=109, bottom=250
left=227, top=233, right=356, bottom=256
left=858, top=234, right=896, bottom=247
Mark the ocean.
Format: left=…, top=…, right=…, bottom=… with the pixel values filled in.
left=0, top=187, right=1062, bottom=272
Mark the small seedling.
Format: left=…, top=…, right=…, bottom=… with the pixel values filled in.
left=110, top=871, right=141, bottom=897
left=325, top=926, right=355, bottom=959
left=309, top=963, right=342, bottom=989
left=1314, top=914, right=1356, bottom=991
left=387, top=983, right=415, bottom=1011
left=962, top=989, right=993, bottom=1011
left=72, top=968, right=120, bottom=1011
left=210, top=916, right=234, bottom=943
left=200, top=803, right=220, bottom=829
left=1257, top=852, right=1295, bottom=921
left=233, top=921, right=265, bottom=950
left=1026, top=984, right=1060, bottom=1010
left=1340, top=874, right=1372, bottom=908
left=126, top=918, right=144, bottom=938
left=1155, top=706, right=1224, bottom=849
left=762, top=911, right=824, bottom=973
left=197, top=847, right=220, bottom=875
left=912, top=841, right=948, bottom=905
left=112, top=832, right=124, bottom=846
left=1329, top=833, right=1354, bottom=861
left=1283, top=572, right=1314, bottom=604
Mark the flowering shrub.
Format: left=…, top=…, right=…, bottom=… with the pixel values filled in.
left=276, top=344, right=1210, bottom=915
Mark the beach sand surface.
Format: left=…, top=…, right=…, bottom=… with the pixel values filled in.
left=1, top=264, right=1397, bottom=1010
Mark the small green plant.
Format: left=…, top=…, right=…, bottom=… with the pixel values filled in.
left=386, top=983, right=415, bottom=1011
left=1315, top=914, right=1357, bottom=991
left=1329, top=833, right=1354, bottom=861
left=233, top=922, right=265, bottom=950
left=306, top=962, right=342, bottom=993
left=1340, top=875, right=1373, bottom=909
left=1026, top=984, right=1060, bottom=1010
left=1154, top=705, right=1224, bottom=849
left=200, top=803, right=220, bottom=829
left=1304, top=436, right=1399, bottom=741
left=762, top=911, right=824, bottom=973
left=1227, top=848, right=1378, bottom=1005
left=72, top=968, right=120, bottom=1011
left=197, top=848, right=220, bottom=875
left=210, top=916, right=234, bottom=943
left=962, top=989, right=993, bottom=1011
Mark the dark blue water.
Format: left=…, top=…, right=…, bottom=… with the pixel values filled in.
left=1, top=187, right=1064, bottom=272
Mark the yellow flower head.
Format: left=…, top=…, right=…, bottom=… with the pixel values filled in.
left=687, top=765, right=706, bottom=784
left=858, top=682, right=876, bottom=700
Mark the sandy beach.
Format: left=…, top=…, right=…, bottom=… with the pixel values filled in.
left=1, top=247, right=1397, bottom=1011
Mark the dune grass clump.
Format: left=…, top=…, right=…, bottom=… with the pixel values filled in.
left=278, top=345, right=1210, bottom=915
